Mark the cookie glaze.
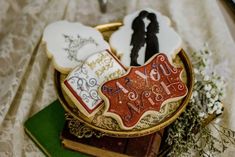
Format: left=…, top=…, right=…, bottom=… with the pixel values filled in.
left=100, top=53, right=188, bottom=130
left=63, top=50, right=126, bottom=117
left=109, top=8, right=182, bottom=67
left=43, top=20, right=110, bottom=74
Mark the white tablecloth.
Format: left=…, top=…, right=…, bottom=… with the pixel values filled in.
left=0, top=0, right=235, bottom=156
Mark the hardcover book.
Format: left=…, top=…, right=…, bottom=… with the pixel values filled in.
left=24, top=100, right=163, bottom=157
left=61, top=121, right=163, bottom=157
left=24, top=100, right=84, bottom=157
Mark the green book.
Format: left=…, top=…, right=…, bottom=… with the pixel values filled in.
left=24, top=100, right=85, bottom=157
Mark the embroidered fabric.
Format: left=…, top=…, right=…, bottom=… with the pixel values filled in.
left=0, top=0, right=234, bottom=156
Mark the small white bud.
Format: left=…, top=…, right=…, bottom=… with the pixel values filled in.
left=204, top=75, right=210, bottom=81
left=206, top=93, right=211, bottom=98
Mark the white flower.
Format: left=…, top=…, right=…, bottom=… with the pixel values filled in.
left=208, top=98, right=215, bottom=103
left=211, top=89, right=216, bottom=95
left=194, top=68, right=199, bottom=74
left=213, top=95, right=218, bottom=101
left=199, top=112, right=206, bottom=118
left=208, top=108, right=214, bottom=114
left=204, top=84, right=212, bottom=91
left=215, top=109, right=222, bottom=115
left=206, top=93, right=211, bottom=98
left=201, top=70, right=205, bottom=75
left=193, top=91, right=198, bottom=97
left=217, top=102, right=223, bottom=109
left=213, top=104, right=219, bottom=111
left=190, top=98, right=195, bottom=103
left=207, top=103, right=213, bottom=107
left=204, top=75, right=210, bottom=81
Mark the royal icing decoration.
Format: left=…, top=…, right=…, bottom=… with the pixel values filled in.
left=43, top=20, right=110, bottom=74
left=100, top=53, right=188, bottom=130
left=62, top=50, right=126, bottom=117
left=109, top=8, right=182, bottom=67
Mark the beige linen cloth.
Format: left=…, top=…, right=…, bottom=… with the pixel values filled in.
left=0, top=0, right=235, bottom=156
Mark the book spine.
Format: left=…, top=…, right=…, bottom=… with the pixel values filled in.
left=146, top=130, right=164, bottom=157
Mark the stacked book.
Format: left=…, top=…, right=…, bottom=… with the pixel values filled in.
left=25, top=100, right=163, bottom=157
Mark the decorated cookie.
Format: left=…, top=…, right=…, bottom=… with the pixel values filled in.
left=62, top=50, right=126, bottom=117
left=99, top=53, right=188, bottom=130
left=109, top=8, right=182, bottom=67
left=43, top=20, right=110, bottom=74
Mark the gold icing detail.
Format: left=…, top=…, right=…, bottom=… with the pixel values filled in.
left=86, top=52, right=117, bottom=78
left=104, top=69, right=124, bottom=81
left=86, top=52, right=106, bottom=69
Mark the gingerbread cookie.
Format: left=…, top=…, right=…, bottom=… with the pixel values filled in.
left=62, top=50, right=126, bottom=117
left=99, top=53, right=188, bottom=130
left=109, top=8, right=182, bottom=67
left=43, top=20, right=110, bottom=74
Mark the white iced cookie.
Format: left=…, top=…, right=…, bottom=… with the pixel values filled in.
left=62, top=50, right=126, bottom=117
left=43, top=20, right=110, bottom=74
left=109, top=8, right=182, bottom=67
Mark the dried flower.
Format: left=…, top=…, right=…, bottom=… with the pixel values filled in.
left=164, top=48, right=233, bottom=157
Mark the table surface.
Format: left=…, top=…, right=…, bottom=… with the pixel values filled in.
left=0, top=0, right=235, bottom=156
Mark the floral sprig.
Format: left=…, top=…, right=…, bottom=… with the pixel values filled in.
left=191, top=49, right=225, bottom=118
left=163, top=48, right=234, bottom=157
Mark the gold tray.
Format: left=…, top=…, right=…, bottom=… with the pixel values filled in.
left=55, top=23, right=194, bottom=138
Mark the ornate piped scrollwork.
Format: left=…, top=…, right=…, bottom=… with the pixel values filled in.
left=65, top=113, right=105, bottom=138
left=67, top=64, right=101, bottom=108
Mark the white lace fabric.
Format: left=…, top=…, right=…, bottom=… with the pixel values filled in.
left=0, top=0, right=234, bottom=156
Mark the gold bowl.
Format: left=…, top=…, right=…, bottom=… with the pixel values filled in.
left=54, top=23, right=194, bottom=138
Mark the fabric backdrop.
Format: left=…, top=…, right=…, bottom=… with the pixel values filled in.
left=0, top=0, right=235, bottom=156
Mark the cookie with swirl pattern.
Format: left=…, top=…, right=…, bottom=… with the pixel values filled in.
left=62, top=50, right=126, bottom=117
